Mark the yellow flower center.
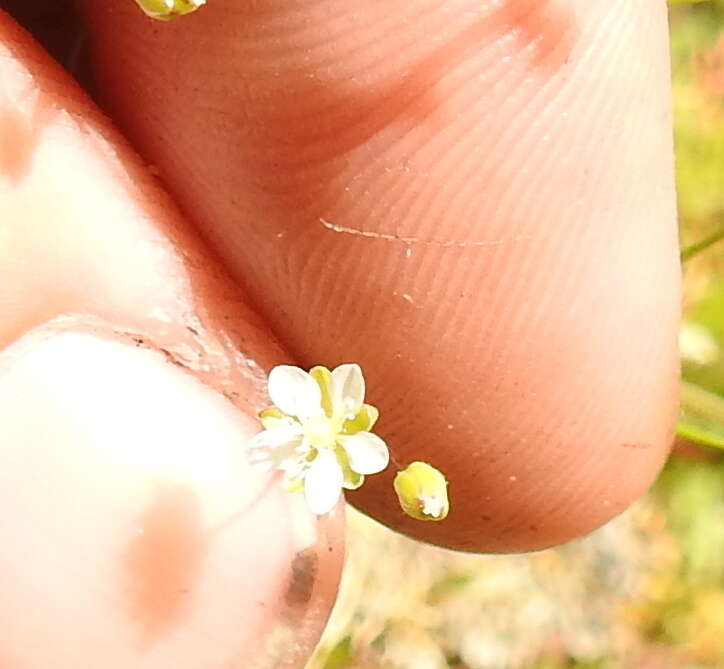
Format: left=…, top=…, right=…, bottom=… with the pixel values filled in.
left=303, top=415, right=339, bottom=449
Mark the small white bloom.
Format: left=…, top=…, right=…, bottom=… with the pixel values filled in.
left=248, top=364, right=389, bottom=515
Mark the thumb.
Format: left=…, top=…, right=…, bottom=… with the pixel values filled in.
left=0, top=11, right=343, bottom=667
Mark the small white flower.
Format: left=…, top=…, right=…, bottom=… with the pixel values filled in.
left=248, top=364, right=389, bottom=515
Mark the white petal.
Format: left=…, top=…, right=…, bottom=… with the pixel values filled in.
left=268, top=365, right=323, bottom=419
left=282, top=458, right=309, bottom=492
left=304, top=450, right=344, bottom=515
left=279, top=450, right=310, bottom=474
left=341, top=431, right=389, bottom=475
left=247, top=427, right=303, bottom=468
left=331, top=363, right=365, bottom=418
left=248, top=425, right=303, bottom=449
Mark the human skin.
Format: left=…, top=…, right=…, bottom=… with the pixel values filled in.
left=0, top=0, right=680, bottom=667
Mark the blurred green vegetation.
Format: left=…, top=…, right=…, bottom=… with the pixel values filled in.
left=309, top=4, right=724, bottom=668
left=655, top=2, right=724, bottom=666
left=674, top=2, right=724, bottom=464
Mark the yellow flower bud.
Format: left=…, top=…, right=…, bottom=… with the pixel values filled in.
left=134, top=0, right=206, bottom=20
left=393, top=461, right=449, bottom=521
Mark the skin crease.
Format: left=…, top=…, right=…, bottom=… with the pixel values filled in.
left=0, top=1, right=679, bottom=663
left=73, top=0, right=680, bottom=551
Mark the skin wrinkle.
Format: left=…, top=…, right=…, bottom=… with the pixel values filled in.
left=499, top=0, right=578, bottom=69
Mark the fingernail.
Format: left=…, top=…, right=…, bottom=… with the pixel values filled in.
left=0, top=327, right=343, bottom=668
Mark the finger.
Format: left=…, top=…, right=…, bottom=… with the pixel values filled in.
left=0, top=12, right=343, bottom=667
left=75, top=0, right=680, bottom=552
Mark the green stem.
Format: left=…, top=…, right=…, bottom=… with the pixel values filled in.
left=678, top=381, right=724, bottom=450
left=681, top=381, right=724, bottom=422
left=680, top=226, right=724, bottom=263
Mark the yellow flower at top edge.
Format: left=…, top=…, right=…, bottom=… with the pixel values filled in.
left=134, top=0, right=206, bottom=20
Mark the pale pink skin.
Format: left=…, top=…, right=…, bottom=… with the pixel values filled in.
left=0, top=0, right=679, bottom=666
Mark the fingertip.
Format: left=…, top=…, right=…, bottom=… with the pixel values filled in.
left=69, top=0, right=680, bottom=552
